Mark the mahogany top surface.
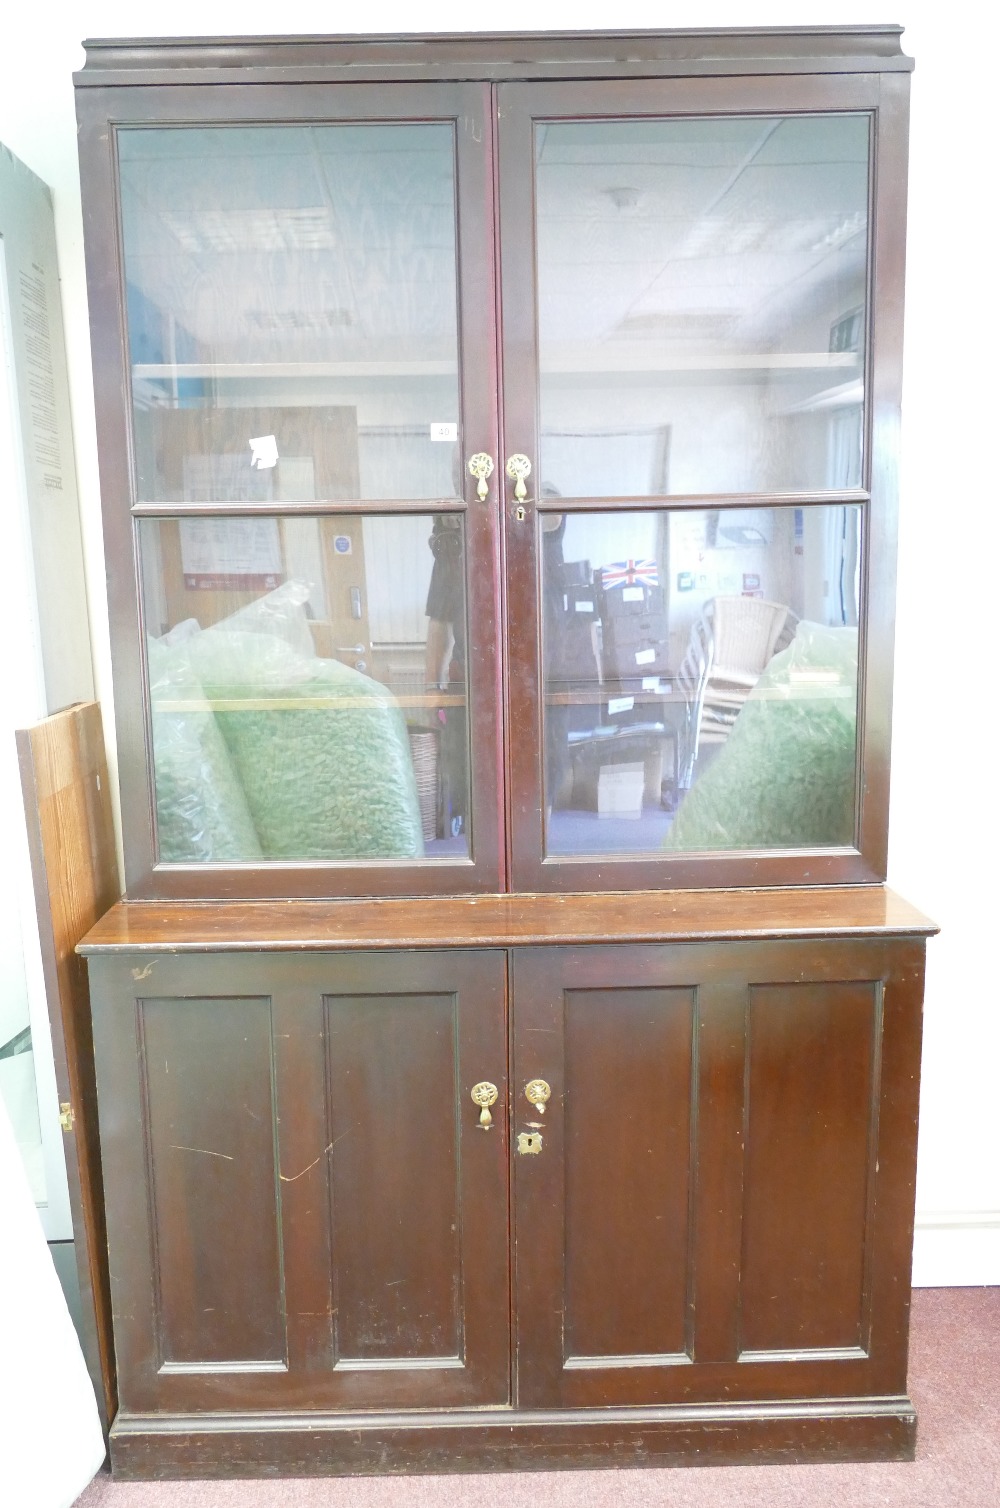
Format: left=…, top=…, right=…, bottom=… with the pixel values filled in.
left=79, top=886, right=936, bottom=955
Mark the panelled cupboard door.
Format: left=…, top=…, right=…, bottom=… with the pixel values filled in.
left=88, top=950, right=510, bottom=1413
left=77, top=81, right=505, bottom=899
left=511, top=938, right=923, bottom=1409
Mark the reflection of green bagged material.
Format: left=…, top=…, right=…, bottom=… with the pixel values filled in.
left=148, top=636, right=263, bottom=862
left=666, top=623, right=858, bottom=852
left=185, top=630, right=424, bottom=861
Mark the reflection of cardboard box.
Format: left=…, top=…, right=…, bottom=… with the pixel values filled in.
left=598, top=762, right=645, bottom=818
left=571, top=736, right=664, bottom=813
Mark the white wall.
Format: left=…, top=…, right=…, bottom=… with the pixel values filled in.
left=1, top=1, right=996, bottom=1283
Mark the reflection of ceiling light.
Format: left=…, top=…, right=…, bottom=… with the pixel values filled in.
left=811, top=211, right=866, bottom=254
left=614, top=311, right=738, bottom=341
left=162, top=207, right=338, bottom=252
left=602, top=186, right=641, bottom=211
left=244, top=308, right=353, bottom=331
left=716, top=508, right=772, bottom=547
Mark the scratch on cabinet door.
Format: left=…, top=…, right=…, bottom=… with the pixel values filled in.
left=168, top=1145, right=234, bottom=1161
left=280, top=1140, right=336, bottom=1182
left=131, top=962, right=154, bottom=980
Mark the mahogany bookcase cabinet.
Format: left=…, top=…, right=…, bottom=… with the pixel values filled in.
left=75, top=27, right=934, bottom=1478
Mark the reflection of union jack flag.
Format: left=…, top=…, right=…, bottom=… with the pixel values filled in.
left=601, top=559, right=659, bottom=590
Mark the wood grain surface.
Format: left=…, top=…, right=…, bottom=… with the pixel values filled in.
left=16, top=701, right=120, bottom=1426
left=79, top=886, right=936, bottom=954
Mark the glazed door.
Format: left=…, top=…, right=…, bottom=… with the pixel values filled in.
left=510, top=939, right=921, bottom=1410
left=497, top=74, right=904, bottom=892
left=89, top=949, right=510, bottom=1414
left=80, top=82, right=504, bottom=897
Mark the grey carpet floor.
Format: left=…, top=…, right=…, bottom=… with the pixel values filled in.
left=74, top=1287, right=1000, bottom=1506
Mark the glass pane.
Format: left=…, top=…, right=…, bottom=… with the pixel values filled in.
left=139, top=513, right=470, bottom=862
left=119, top=126, right=461, bottom=502
left=541, top=504, right=861, bottom=857
left=535, top=115, right=869, bottom=496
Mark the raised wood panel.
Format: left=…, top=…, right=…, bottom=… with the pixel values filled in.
left=563, top=986, right=694, bottom=1363
left=325, top=992, right=463, bottom=1362
left=309, top=949, right=511, bottom=1408
left=739, top=980, right=878, bottom=1357
left=512, top=946, right=706, bottom=1409
left=138, top=995, right=286, bottom=1367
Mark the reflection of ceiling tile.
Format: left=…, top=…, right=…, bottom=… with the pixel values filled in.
left=119, top=125, right=460, bottom=358
left=159, top=208, right=339, bottom=253
left=535, top=115, right=870, bottom=352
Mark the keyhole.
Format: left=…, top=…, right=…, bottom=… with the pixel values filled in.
left=515, top=505, right=527, bottom=522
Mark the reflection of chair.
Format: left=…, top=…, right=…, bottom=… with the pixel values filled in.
left=679, top=596, right=796, bottom=778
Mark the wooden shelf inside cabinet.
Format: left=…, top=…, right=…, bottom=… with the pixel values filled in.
left=154, top=693, right=466, bottom=712
left=133, top=352, right=861, bottom=380
left=546, top=688, right=685, bottom=707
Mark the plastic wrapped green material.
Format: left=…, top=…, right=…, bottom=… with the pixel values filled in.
left=185, top=630, right=425, bottom=861
left=147, top=635, right=264, bottom=862
left=666, top=622, right=858, bottom=852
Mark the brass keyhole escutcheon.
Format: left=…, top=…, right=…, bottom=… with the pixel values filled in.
left=517, top=1131, right=543, bottom=1156
left=524, top=1079, right=551, bottom=1114
left=470, top=1080, right=499, bottom=1129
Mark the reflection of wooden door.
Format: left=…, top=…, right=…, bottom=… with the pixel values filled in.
left=139, top=404, right=360, bottom=505
left=146, top=405, right=363, bottom=636
left=316, top=517, right=370, bottom=672
left=90, top=949, right=510, bottom=1414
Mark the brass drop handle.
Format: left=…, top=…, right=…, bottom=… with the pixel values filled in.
left=505, top=453, right=532, bottom=502
left=525, top=1079, right=551, bottom=1113
left=468, top=452, right=495, bottom=501
left=470, top=1080, right=499, bottom=1129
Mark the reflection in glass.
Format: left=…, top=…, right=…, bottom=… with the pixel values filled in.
left=541, top=504, right=861, bottom=857
left=119, top=126, right=461, bottom=502
left=535, top=115, right=869, bottom=496
left=139, top=513, right=470, bottom=862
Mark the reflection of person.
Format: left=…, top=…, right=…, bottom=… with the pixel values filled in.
left=425, top=515, right=467, bottom=837
left=540, top=507, right=569, bottom=809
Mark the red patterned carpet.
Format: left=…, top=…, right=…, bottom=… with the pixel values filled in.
left=74, top=1288, right=1000, bottom=1507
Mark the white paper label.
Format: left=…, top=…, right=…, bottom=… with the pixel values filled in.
left=249, top=434, right=279, bottom=470
left=607, top=696, right=634, bottom=715
left=430, top=422, right=458, bottom=442
left=622, top=586, right=644, bottom=603
left=634, top=647, right=656, bottom=665
left=641, top=676, right=660, bottom=691
left=574, top=599, right=594, bottom=613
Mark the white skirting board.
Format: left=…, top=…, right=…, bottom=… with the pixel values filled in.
left=912, top=1211, right=1000, bottom=1287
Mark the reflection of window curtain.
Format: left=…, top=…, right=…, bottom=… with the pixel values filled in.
left=819, top=506, right=859, bottom=627
left=362, top=515, right=437, bottom=643
left=357, top=428, right=455, bottom=502
left=827, top=409, right=862, bottom=626
left=827, top=405, right=862, bottom=490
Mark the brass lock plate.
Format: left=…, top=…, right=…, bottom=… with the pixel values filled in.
left=517, top=1130, right=543, bottom=1156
